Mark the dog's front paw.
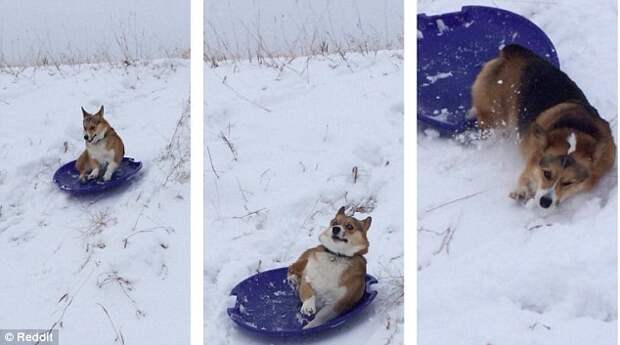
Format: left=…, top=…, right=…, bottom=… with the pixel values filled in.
left=287, top=274, right=299, bottom=288
left=300, top=296, right=316, bottom=316
left=509, top=185, right=532, bottom=202
left=87, top=169, right=99, bottom=180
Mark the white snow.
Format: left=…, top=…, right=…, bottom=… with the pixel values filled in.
left=567, top=132, right=577, bottom=155
left=205, top=51, right=403, bottom=344
left=418, top=1, right=617, bottom=344
left=432, top=108, right=452, bottom=122
left=436, top=19, right=449, bottom=35
left=426, top=71, right=453, bottom=84
left=0, top=59, right=190, bottom=345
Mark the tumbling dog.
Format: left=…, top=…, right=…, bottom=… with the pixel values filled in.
left=76, top=105, right=125, bottom=182
left=287, top=207, right=371, bottom=329
left=472, top=44, right=615, bottom=208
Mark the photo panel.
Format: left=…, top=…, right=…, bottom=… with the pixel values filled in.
left=0, top=1, right=190, bottom=344
left=417, top=1, right=617, bottom=344
left=205, top=0, right=404, bottom=343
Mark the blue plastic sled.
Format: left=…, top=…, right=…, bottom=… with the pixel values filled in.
left=417, top=6, right=560, bottom=135
left=53, top=157, right=142, bottom=195
left=227, top=267, right=378, bottom=337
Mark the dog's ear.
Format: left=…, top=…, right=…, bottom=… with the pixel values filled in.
left=531, top=123, right=548, bottom=150
left=592, top=141, right=612, bottom=165
left=94, top=105, right=104, bottom=118
left=361, top=216, right=372, bottom=232
left=82, top=107, right=90, bottom=118
left=336, top=206, right=346, bottom=217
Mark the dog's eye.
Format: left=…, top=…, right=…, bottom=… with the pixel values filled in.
left=543, top=170, right=552, bottom=180
left=90, top=126, right=95, bottom=131
left=345, top=224, right=353, bottom=230
left=561, top=181, right=574, bottom=187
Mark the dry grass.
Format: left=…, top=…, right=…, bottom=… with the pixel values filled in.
left=82, top=208, right=117, bottom=237
left=204, top=10, right=403, bottom=68
left=159, top=101, right=191, bottom=187
left=97, top=271, right=146, bottom=319
left=0, top=22, right=189, bottom=71
left=98, top=303, right=126, bottom=345
left=377, top=263, right=404, bottom=310
left=418, top=226, right=457, bottom=256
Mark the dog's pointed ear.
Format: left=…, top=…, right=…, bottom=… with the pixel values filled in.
left=336, top=206, right=346, bottom=217
left=531, top=123, right=547, bottom=150
left=94, top=105, right=104, bottom=118
left=592, top=141, right=612, bottom=164
left=81, top=106, right=90, bottom=118
left=362, top=216, right=372, bottom=232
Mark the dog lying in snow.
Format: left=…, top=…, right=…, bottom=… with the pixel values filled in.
left=471, top=44, right=615, bottom=208
left=287, top=207, right=371, bottom=329
left=76, top=105, right=125, bottom=182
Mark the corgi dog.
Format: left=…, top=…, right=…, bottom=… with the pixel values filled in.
left=76, top=106, right=125, bottom=182
left=287, top=206, right=371, bottom=329
left=472, top=44, right=615, bottom=208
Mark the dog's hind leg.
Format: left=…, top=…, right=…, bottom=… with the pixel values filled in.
left=466, top=107, right=478, bottom=121
left=77, top=151, right=98, bottom=181
left=103, top=160, right=118, bottom=181
left=299, top=280, right=317, bottom=317
left=76, top=151, right=89, bottom=181
left=87, top=162, right=100, bottom=180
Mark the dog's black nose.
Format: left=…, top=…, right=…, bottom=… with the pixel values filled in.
left=540, top=196, right=552, bottom=208
left=332, top=227, right=340, bottom=235
left=83, top=135, right=88, bottom=140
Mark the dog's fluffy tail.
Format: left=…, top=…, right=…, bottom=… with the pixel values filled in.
left=302, top=305, right=338, bottom=330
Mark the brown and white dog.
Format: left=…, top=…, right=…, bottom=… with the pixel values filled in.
left=472, top=44, right=615, bottom=208
left=76, top=105, right=125, bottom=182
left=287, top=207, right=371, bottom=329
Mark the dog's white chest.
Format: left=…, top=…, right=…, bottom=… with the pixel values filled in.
left=303, top=252, right=350, bottom=305
left=87, top=140, right=114, bottom=164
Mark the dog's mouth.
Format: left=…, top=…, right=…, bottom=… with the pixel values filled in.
left=332, top=235, right=348, bottom=243
left=85, top=134, right=100, bottom=143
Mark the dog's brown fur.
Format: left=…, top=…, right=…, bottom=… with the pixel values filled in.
left=472, top=44, right=615, bottom=207
left=76, top=106, right=125, bottom=182
left=287, top=207, right=371, bottom=329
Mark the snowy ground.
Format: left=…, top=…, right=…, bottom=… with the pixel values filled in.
left=0, top=60, right=190, bottom=344
left=205, top=51, right=403, bottom=344
left=418, top=1, right=617, bottom=344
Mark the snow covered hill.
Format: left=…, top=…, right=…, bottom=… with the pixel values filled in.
left=0, top=59, right=190, bottom=345
left=205, top=51, right=403, bottom=344
left=418, top=1, right=617, bottom=344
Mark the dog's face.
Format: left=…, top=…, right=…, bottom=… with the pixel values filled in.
left=529, top=128, right=592, bottom=208
left=82, top=106, right=109, bottom=143
left=319, top=207, right=371, bottom=256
